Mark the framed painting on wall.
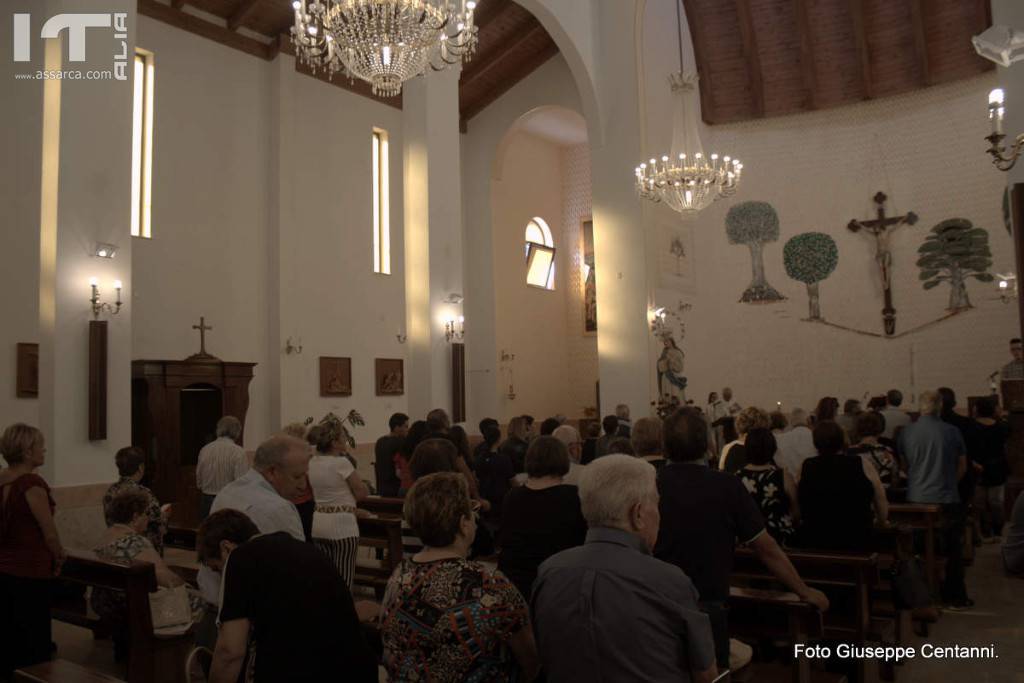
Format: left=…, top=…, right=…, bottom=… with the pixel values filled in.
left=16, top=343, right=38, bottom=398
left=375, top=358, right=404, bottom=396
left=582, top=217, right=597, bottom=335
left=319, top=356, right=352, bottom=396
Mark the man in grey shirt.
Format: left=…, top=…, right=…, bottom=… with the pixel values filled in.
left=531, top=455, right=717, bottom=683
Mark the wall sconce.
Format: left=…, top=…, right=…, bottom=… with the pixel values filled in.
left=89, top=278, right=122, bottom=319
left=284, top=336, right=303, bottom=354
left=986, top=88, right=1024, bottom=171
left=997, top=273, right=1017, bottom=304
left=444, top=316, right=465, bottom=343
left=396, top=330, right=408, bottom=344
left=92, top=242, right=119, bottom=259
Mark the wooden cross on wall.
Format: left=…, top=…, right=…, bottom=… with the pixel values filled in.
left=847, top=192, right=918, bottom=336
left=186, top=316, right=219, bottom=361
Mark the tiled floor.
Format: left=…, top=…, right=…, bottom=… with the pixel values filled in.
left=51, top=543, right=1023, bottom=682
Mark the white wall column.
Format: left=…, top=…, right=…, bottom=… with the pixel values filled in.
left=36, top=0, right=135, bottom=484
left=589, top=1, right=656, bottom=419
left=403, top=68, right=464, bottom=417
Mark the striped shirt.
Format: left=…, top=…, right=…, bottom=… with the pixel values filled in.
left=196, top=437, right=249, bottom=495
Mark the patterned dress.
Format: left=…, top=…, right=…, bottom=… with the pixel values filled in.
left=381, top=557, right=529, bottom=682
left=737, top=466, right=795, bottom=544
left=848, top=444, right=897, bottom=488
left=102, top=478, right=166, bottom=555
left=91, top=533, right=152, bottom=622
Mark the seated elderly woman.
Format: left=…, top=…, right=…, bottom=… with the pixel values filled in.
left=532, top=455, right=717, bottom=682
left=92, top=490, right=202, bottom=656
left=797, top=421, right=888, bottom=552
left=735, top=428, right=798, bottom=545
left=381, top=472, right=540, bottom=682
left=497, top=436, right=587, bottom=600
left=102, top=446, right=168, bottom=554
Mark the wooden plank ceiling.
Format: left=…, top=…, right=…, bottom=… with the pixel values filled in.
left=682, top=0, right=994, bottom=124
left=137, top=0, right=560, bottom=126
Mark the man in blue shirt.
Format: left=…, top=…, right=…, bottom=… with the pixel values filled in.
left=899, top=390, right=970, bottom=608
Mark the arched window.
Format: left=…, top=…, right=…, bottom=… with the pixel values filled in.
left=524, top=217, right=555, bottom=290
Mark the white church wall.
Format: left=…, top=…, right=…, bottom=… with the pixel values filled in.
left=461, top=55, right=583, bottom=427
left=133, top=16, right=275, bottom=446
left=561, top=144, right=599, bottom=417
left=492, top=131, right=571, bottom=422
left=275, top=59, right=407, bottom=441
left=133, top=17, right=406, bottom=449
left=0, top=0, right=42, bottom=429
left=646, top=72, right=1017, bottom=412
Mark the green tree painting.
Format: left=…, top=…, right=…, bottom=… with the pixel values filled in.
left=783, top=232, right=839, bottom=320
left=917, top=218, right=994, bottom=312
left=725, top=201, right=786, bottom=303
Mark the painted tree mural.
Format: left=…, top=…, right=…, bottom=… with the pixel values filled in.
left=726, top=201, right=786, bottom=303
left=917, top=218, right=994, bottom=312
left=783, top=232, right=839, bottom=320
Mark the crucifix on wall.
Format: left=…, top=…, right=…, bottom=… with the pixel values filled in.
left=847, top=192, right=918, bottom=336
left=187, top=316, right=220, bottom=361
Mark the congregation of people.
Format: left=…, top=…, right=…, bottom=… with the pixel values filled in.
left=3, top=371, right=1024, bottom=682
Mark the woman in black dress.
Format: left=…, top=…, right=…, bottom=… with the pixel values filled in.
left=797, top=421, right=888, bottom=551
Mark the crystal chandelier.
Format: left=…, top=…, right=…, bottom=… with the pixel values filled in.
left=634, top=1, right=743, bottom=216
left=291, top=0, right=480, bottom=98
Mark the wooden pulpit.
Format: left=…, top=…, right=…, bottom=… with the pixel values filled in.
left=132, top=359, right=255, bottom=528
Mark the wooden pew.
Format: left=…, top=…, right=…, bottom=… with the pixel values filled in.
left=358, top=496, right=404, bottom=519
left=728, top=586, right=845, bottom=683
left=15, top=659, right=125, bottom=682
left=887, top=504, right=942, bottom=595
left=732, top=548, right=883, bottom=682
left=52, top=550, right=192, bottom=683
left=354, top=516, right=404, bottom=598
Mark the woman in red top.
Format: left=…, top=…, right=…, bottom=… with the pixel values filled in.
left=0, top=424, right=65, bottom=677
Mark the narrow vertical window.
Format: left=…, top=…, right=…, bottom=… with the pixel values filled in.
left=372, top=128, right=391, bottom=274
left=131, top=49, right=154, bottom=238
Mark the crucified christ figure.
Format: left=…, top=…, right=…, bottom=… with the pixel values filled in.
left=847, top=192, right=918, bottom=336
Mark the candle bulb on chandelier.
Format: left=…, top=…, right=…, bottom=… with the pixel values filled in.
left=114, top=280, right=122, bottom=305
left=990, top=88, right=1005, bottom=135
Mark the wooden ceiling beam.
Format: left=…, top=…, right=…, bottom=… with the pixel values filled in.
left=849, top=0, right=874, bottom=99
left=735, top=0, right=765, bottom=118
left=460, top=20, right=548, bottom=87
left=681, top=0, right=717, bottom=124
left=909, top=0, right=930, bottom=85
left=460, top=36, right=558, bottom=123
left=228, top=0, right=262, bottom=32
left=472, top=0, right=510, bottom=33
left=793, top=0, right=818, bottom=110
left=138, top=0, right=275, bottom=60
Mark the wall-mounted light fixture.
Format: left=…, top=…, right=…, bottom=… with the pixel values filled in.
left=445, top=316, right=465, bottom=343
left=396, top=330, right=408, bottom=344
left=997, top=273, right=1018, bottom=304
left=92, top=242, right=119, bottom=259
left=284, top=336, right=304, bottom=355
left=89, top=278, right=123, bottom=319
left=986, top=88, right=1024, bottom=171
